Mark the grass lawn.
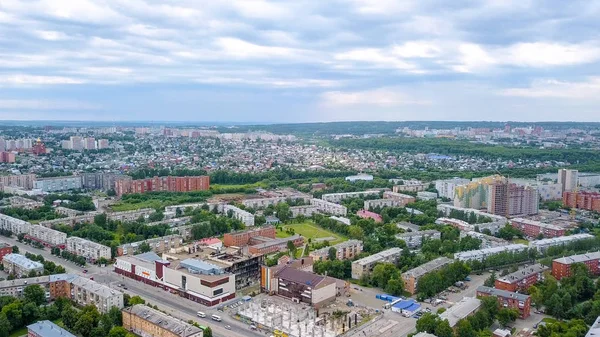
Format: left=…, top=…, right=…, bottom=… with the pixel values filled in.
left=279, top=221, right=347, bottom=245
left=10, top=319, right=63, bottom=337
left=513, top=238, right=529, bottom=245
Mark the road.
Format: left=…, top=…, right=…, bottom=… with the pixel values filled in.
left=2, top=236, right=264, bottom=337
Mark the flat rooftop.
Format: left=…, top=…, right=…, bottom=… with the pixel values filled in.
left=439, top=297, right=481, bottom=328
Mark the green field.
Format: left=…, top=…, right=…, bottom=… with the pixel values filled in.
left=278, top=221, right=347, bottom=245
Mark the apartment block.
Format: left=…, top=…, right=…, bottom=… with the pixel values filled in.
left=28, top=321, right=76, bottom=337
left=563, top=191, right=600, bottom=212
left=115, top=175, right=210, bottom=196
left=66, top=237, right=112, bottom=262
left=402, top=257, right=453, bottom=295
left=476, top=286, right=531, bottom=318
left=454, top=244, right=528, bottom=262
left=351, top=247, right=402, bottom=279
left=81, top=172, right=126, bottom=191
left=0, top=173, right=36, bottom=189
left=117, top=234, right=184, bottom=256
left=70, top=276, right=124, bottom=312
left=223, top=226, right=276, bottom=247
left=33, top=176, right=83, bottom=192
left=510, top=218, right=565, bottom=238
left=558, top=169, right=578, bottom=193
left=392, top=182, right=427, bottom=193
left=435, top=217, right=473, bottom=231
left=221, top=204, right=255, bottom=226
left=26, top=225, right=67, bottom=248
left=487, top=180, right=539, bottom=217
left=495, top=264, right=548, bottom=292
left=383, top=191, right=416, bottom=205
left=107, top=208, right=155, bottom=222
left=0, top=152, right=15, bottom=163
left=2, top=253, right=44, bottom=277
left=0, top=213, right=31, bottom=235
left=248, top=235, right=304, bottom=255
left=39, top=213, right=97, bottom=228
left=321, top=190, right=381, bottom=203
left=364, top=199, right=402, bottom=209
left=396, top=230, right=441, bottom=249
left=0, top=274, right=76, bottom=300
left=435, top=178, right=470, bottom=200
left=552, top=252, right=600, bottom=280
left=309, top=240, right=363, bottom=261
left=310, top=198, right=348, bottom=216
left=242, top=195, right=310, bottom=209
left=417, top=191, right=438, bottom=200
left=530, top=234, right=594, bottom=253
left=123, top=305, right=203, bottom=337
left=290, top=205, right=319, bottom=218
left=460, top=231, right=509, bottom=249
left=437, top=204, right=508, bottom=235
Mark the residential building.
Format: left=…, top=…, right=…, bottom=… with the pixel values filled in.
left=117, top=234, right=184, bottom=256
left=435, top=178, right=470, bottom=200
left=563, top=191, right=600, bottom=212
left=0, top=242, right=13, bottom=261
left=454, top=244, right=528, bottom=262
left=0, top=152, right=15, bottom=163
left=414, top=333, right=437, bottom=337
left=351, top=248, right=402, bottom=279
left=552, top=252, right=600, bottom=280
left=83, top=137, right=96, bottom=150
left=221, top=204, right=255, bottom=226
left=260, top=264, right=336, bottom=308
left=290, top=205, right=319, bottom=218
left=356, top=210, right=383, bottom=222
left=0, top=213, right=31, bottom=235
left=330, top=216, right=351, bottom=226
left=364, top=199, right=402, bottom=210
left=242, top=195, right=310, bottom=209
left=402, top=257, right=453, bottom=295
left=26, top=225, right=67, bottom=248
left=0, top=274, right=76, bottom=299
left=122, top=305, right=203, bottom=337
left=321, top=190, right=381, bottom=203
left=476, top=286, right=532, bottom=318
left=439, top=297, right=481, bottom=328
left=436, top=217, right=474, bottom=231
left=223, top=226, right=275, bottom=247
left=81, top=172, right=126, bottom=191
left=383, top=191, right=416, bottom=205
left=70, top=276, right=124, bottom=312
left=39, top=213, right=97, bottom=228
left=28, top=320, right=77, bottom=337
left=558, top=169, right=578, bottom=193
left=495, top=264, right=548, bottom=292
left=530, top=234, right=594, bottom=253
left=510, top=218, right=565, bottom=238
left=437, top=204, right=507, bottom=235
left=393, top=181, right=427, bottom=193
left=454, top=175, right=505, bottom=209
left=107, top=208, right=155, bottom=222
left=248, top=235, right=304, bottom=255
left=54, top=206, right=81, bottom=217
left=460, top=231, right=509, bottom=248
left=34, top=176, right=83, bottom=192
left=487, top=180, right=539, bottom=217
left=69, top=136, right=83, bottom=150
left=310, top=198, right=347, bottom=216
left=97, top=139, right=109, bottom=149
left=115, top=175, right=210, bottom=196
left=2, top=253, right=44, bottom=277
left=396, top=230, right=441, bottom=249
left=66, top=237, right=112, bottom=262
left=309, top=240, right=363, bottom=261
left=417, top=191, right=438, bottom=200
left=0, top=173, right=36, bottom=189
left=345, top=174, right=374, bottom=182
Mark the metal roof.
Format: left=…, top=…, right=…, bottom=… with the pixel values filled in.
left=496, top=264, right=548, bottom=284
left=3, top=253, right=44, bottom=270
left=402, top=257, right=453, bottom=279
left=124, top=305, right=202, bottom=337
left=439, top=297, right=482, bottom=328
left=353, top=247, right=402, bottom=266
left=554, top=251, right=600, bottom=265
left=27, top=320, right=77, bottom=337
left=477, top=285, right=530, bottom=301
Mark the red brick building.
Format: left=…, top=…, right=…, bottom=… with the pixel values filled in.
left=115, top=175, right=209, bottom=196
left=563, top=191, right=600, bottom=212
left=510, top=218, right=565, bottom=238
left=477, top=286, right=531, bottom=318
left=223, top=226, right=276, bottom=247
left=552, top=252, right=600, bottom=280
left=0, top=243, right=13, bottom=261
left=495, top=264, right=548, bottom=292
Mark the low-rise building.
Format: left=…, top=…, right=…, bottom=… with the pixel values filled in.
left=396, top=230, right=441, bottom=249
left=383, top=191, right=416, bottom=205
left=248, top=235, right=304, bottom=255
left=510, top=218, right=566, bottom=238
left=70, top=276, right=124, bottom=312
left=530, top=234, right=595, bottom=253
left=439, top=297, right=481, bottom=328
left=351, top=247, right=402, bottom=279
left=330, top=216, right=351, bottom=226
left=402, top=257, right=453, bottom=295
left=356, top=210, right=383, bottom=222
left=321, top=190, right=381, bottom=203
left=392, top=182, right=427, bottom=193
left=364, top=199, right=402, bottom=209
left=290, top=205, right=319, bottom=218
left=495, top=264, right=548, bottom=292
left=460, top=231, right=509, bottom=248
left=122, top=304, right=203, bottom=337
left=223, top=226, right=275, bottom=247
left=0, top=242, right=13, bottom=261
left=54, top=206, right=82, bottom=217
left=586, top=316, right=600, bottom=337
left=221, top=204, right=255, bottom=227
left=436, top=217, right=474, bottom=231
left=66, top=237, right=112, bottom=262
left=552, top=251, right=600, bottom=280
left=0, top=274, right=75, bottom=299
left=0, top=213, right=31, bottom=235
left=417, top=191, right=438, bottom=200
left=107, top=208, right=155, bottom=222
left=26, top=225, right=67, bottom=248
left=309, top=240, right=363, bottom=261
left=345, top=174, right=374, bottom=182
left=310, top=198, right=347, bottom=216
left=2, top=253, right=44, bottom=277
left=28, top=320, right=77, bottom=337
left=117, top=234, right=184, bottom=256
left=476, top=286, right=532, bottom=318
left=454, top=244, right=528, bottom=262
left=242, top=195, right=310, bottom=209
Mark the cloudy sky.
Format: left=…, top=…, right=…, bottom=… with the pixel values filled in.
left=1, top=0, right=599, bottom=123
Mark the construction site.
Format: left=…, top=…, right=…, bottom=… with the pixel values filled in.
left=237, top=296, right=376, bottom=337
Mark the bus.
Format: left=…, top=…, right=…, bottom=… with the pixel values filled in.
left=211, top=314, right=222, bottom=322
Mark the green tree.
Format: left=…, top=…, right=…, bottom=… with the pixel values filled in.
left=455, top=319, right=477, bottom=337
left=415, top=313, right=438, bottom=333
left=138, top=242, right=152, bottom=253
left=203, top=326, right=213, bottom=337
left=385, top=278, right=404, bottom=296
left=328, top=247, right=337, bottom=261
left=74, top=312, right=97, bottom=337
left=129, top=296, right=146, bottom=306
left=108, top=326, right=130, bottom=337
left=483, top=272, right=496, bottom=287
left=434, top=319, right=453, bottom=337
left=2, top=302, right=23, bottom=329
left=23, top=285, right=46, bottom=305
left=497, top=308, right=519, bottom=327
left=62, top=305, right=80, bottom=329
left=0, top=313, right=11, bottom=337
left=371, top=263, right=400, bottom=289
left=108, top=306, right=123, bottom=326
left=11, top=246, right=18, bottom=253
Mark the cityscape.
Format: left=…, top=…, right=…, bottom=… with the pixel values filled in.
left=1, top=1, right=600, bottom=337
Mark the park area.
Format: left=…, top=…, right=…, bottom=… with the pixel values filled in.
left=277, top=221, right=347, bottom=245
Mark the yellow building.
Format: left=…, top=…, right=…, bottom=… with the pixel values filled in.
left=123, top=304, right=203, bottom=337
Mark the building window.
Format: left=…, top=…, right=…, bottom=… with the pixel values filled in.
left=213, top=288, right=223, bottom=296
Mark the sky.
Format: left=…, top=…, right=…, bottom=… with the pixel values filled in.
left=1, top=0, right=600, bottom=123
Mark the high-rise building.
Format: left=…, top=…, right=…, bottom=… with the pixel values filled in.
left=70, top=136, right=83, bottom=151
left=0, top=152, right=15, bottom=163
left=563, top=191, right=600, bottom=212
left=558, top=169, right=578, bottom=193
left=487, top=179, right=538, bottom=217
left=84, top=137, right=96, bottom=150
left=115, top=176, right=210, bottom=196
left=97, top=139, right=109, bottom=149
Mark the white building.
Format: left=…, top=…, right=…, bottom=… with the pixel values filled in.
left=530, top=234, right=595, bottom=253
left=345, top=174, right=374, bottom=182
left=2, top=254, right=44, bottom=277
left=439, top=297, right=482, bottom=328
left=0, top=214, right=31, bottom=235
left=221, top=204, right=255, bottom=227
left=364, top=198, right=402, bottom=209
left=70, top=276, right=124, bottom=312
left=417, top=191, right=438, bottom=200
left=435, top=178, right=470, bottom=200
left=33, top=176, right=83, bottom=192
left=66, top=237, right=112, bottom=262
left=558, top=169, right=578, bottom=193
left=383, top=191, right=416, bottom=206
left=396, top=230, right=441, bottom=249
left=454, top=244, right=528, bottom=262
left=330, top=216, right=351, bottom=226
left=321, top=190, right=381, bottom=203
left=290, top=205, right=319, bottom=218
left=242, top=195, right=310, bottom=209
left=27, top=225, right=67, bottom=247
left=351, top=247, right=402, bottom=279
left=310, top=198, right=347, bottom=216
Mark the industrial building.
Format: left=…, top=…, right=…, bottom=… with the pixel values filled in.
left=402, top=257, right=453, bottom=295
left=552, top=251, right=600, bottom=280
left=530, top=234, right=594, bottom=252
left=66, top=237, right=112, bottom=262
left=223, top=226, right=276, bottom=247
left=2, top=253, right=44, bottom=277
left=351, top=247, right=402, bottom=279
left=495, top=264, right=548, bottom=292
left=454, top=244, right=528, bottom=262
left=309, top=240, right=363, bottom=261
left=396, top=230, right=441, bottom=249
left=122, top=305, right=203, bottom=337
left=510, top=218, right=566, bottom=238
left=476, top=286, right=531, bottom=318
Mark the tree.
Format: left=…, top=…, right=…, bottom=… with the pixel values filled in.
left=94, top=213, right=107, bottom=227
left=385, top=278, right=404, bottom=296
left=416, top=313, right=438, bottom=333
left=11, top=246, right=18, bottom=253
left=328, top=247, right=337, bottom=261
left=484, top=272, right=496, bottom=287
left=23, top=285, right=46, bottom=305
left=128, top=296, right=145, bottom=306
left=287, top=241, right=297, bottom=257
left=203, top=326, right=213, bottom=337
left=108, top=306, right=123, bottom=326
left=497, top=308, right=519, bottom=327
left=0, top=313, right=11, bottom=337
left=138, top=242, right=152, bottom=253
left=108, top=326, right=130, bottom=337
left=74, top=312, right=97, bottom=337
left=2, top=302, right=23, bottom=329
left=62, top=305, right=80, bottom=329
left=434, top=319, right=453, bottom=337
left=371, top=263, right=399, bottom=289
left=275, top=203, right=291, bottom=222
left=348, top=225, right=364, bottom=239
left=455, top=319, right=477, bottom=337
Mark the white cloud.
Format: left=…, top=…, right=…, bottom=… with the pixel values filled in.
left=334, top=48, right=417, bottom=70
left=349, top=0, right=414, bottom=15
left=1, top=0, right=125, bottom=24
left=215, top=37, right=307, bottom=59
left=500, top=78, right=600, bottom=99
left=393, top=41, right=441, bottom=58
left=503, top=42, right=600, bottom=67
left=230, top=0, right=292, bottom=19
left=321, top=88, right=430, bottom=107
left=450, top=43, right=497, bottom=73
left=0, top=75, right=85, bottom=85
left=0, top=99, right=99, bottom=110
left=34, top=30, right=70, bottom=41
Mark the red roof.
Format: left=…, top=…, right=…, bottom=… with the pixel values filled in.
left=357, top=210, right=383, bottom=222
